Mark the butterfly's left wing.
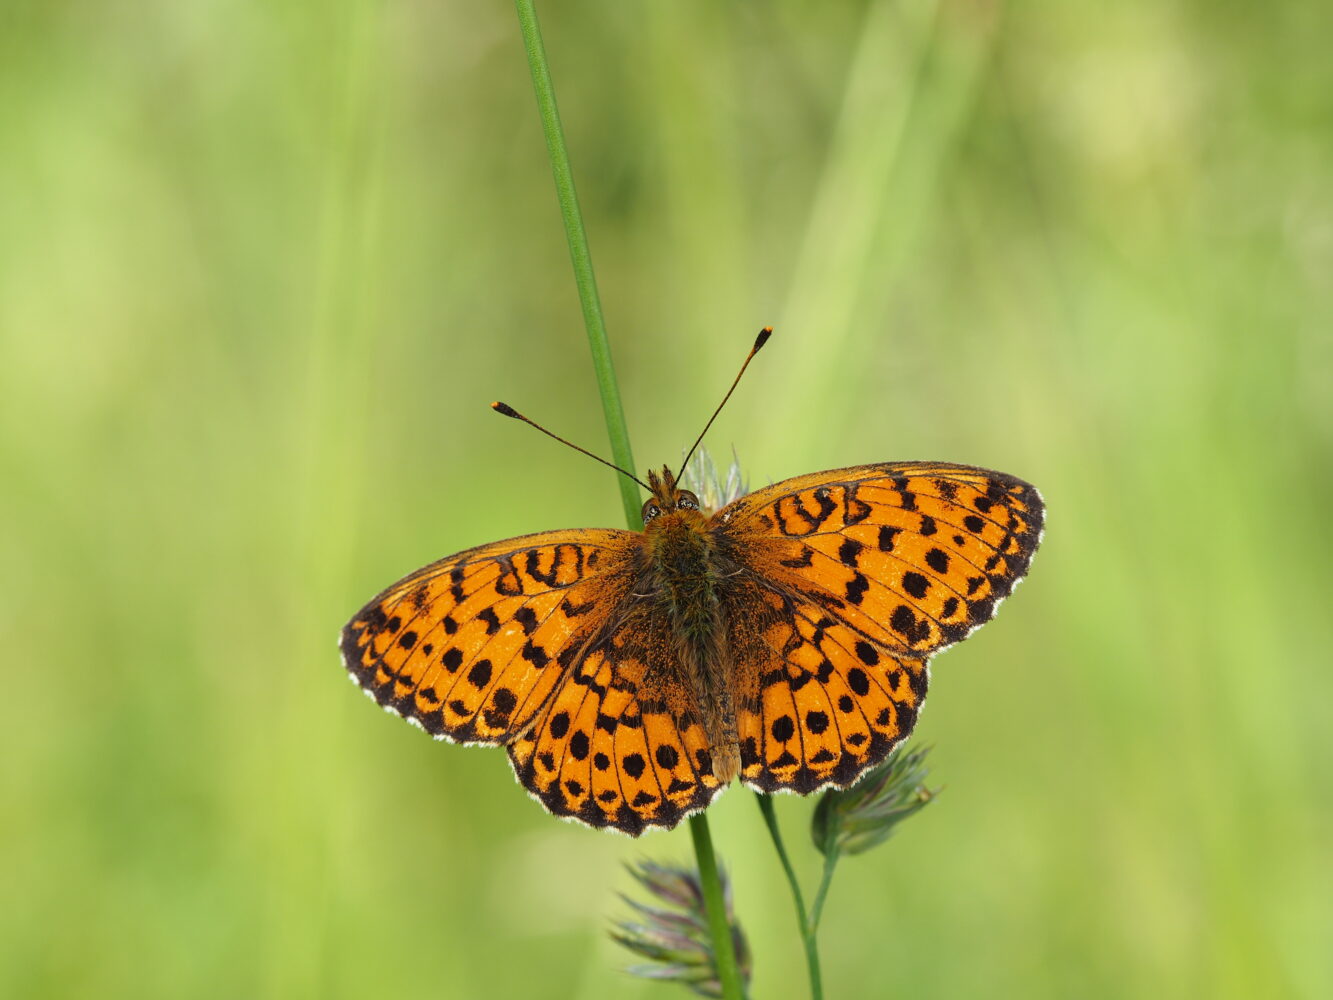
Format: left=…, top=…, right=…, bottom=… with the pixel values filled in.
left=340, top=528, right=639, bottom=745
left=342, top=526, right=726, bottom=835
left=713, top=461, right=1044, bottom=793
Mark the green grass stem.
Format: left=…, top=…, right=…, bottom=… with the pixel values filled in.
left=756, top=795, right=824, bottom=1000
left=513, top=0, right=640, bottom=526
left=513, top=3, right=744, bottom=997
left=688, top=812, right=747, bottom=1000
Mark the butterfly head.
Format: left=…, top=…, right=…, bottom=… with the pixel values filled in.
left=642, top=466, right=703, bottom=525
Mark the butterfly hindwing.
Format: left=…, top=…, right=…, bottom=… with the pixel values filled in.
left=340, top=528, right=638, bottom=744
left=507, top=648, right=722, bottom=835
left=737, top=602, right=930, bottom=793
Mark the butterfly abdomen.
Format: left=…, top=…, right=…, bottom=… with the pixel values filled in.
left=647, top=512, right=741, bottom=782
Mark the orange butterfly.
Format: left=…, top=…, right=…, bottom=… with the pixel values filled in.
left=340, top=331, right=1044, bottom=835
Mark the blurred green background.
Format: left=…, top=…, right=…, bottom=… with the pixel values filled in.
left=3, top=0, right=1330, bottom=997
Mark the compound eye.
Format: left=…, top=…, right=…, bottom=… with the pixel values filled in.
left=677, top=491, right=700, bottom=510
left=642, top=502, right=662, bottom=523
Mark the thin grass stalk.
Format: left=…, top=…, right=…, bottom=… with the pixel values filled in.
left=756, top=795, right=823, bottom=1000
left=512, top=3, right=744, bottom=997
left=513, top=0, right=640, bottom=525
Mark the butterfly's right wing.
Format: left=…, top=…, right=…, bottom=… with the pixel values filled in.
left=711, top=462, right=1043, bottom=795
left=340, top=528, right=640, bottom=745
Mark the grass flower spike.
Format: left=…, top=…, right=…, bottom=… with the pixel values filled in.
left=612, top=861, right=752, bottom=999
left=811, top=745, right=936, bottom=857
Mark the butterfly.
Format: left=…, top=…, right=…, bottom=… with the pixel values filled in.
left=340, top=332, right=1044, bottom=835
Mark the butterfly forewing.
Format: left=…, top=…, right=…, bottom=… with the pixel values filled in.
left=717, top=462, right=1044, bottom=657
left=340, top=528, right=638, bottom=744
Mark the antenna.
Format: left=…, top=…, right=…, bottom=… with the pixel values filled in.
left=491, top=401, right=651, bottom=491
left=676, top=326, right=772, bottom=478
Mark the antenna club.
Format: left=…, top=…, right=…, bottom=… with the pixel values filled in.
left=488, top=399, right=652, bottom=490
left=675, top=325, right=774, bottom=479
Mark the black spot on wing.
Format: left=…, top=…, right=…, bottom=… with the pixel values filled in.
left=569, top=730, right=590, bottom=760
left=901, top=572, right=929, bottom=599
left=521, top=640, right=551, bottom=669
left=549, top=711, right=570, bottom=739
left=845, top=573, right=870, bottom=605
left=514, top=605, right=539, bottom=635
left=467, top=659, right=492, bottom=688
left=837, top=538, right=865, bottom=567
left=477, top=607, right=501, bottom=635
left=889, top=604, right=931, bottom=645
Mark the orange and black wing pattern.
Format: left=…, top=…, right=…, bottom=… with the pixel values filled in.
left=715, top=462, right=1043, bottom=793
left=341, top=527, right=726, bottom=834
left=506, top=628, right=725, bottom=835
left=340, top=528, right=639, bottom=746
